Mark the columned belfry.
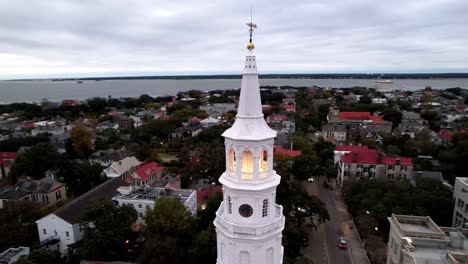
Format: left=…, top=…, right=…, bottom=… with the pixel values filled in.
left=214, top=22, right=285, bottom=264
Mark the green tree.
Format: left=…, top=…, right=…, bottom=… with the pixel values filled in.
left=69, top=121, right=95, bottom=158
left=10, top=143, right=60, bottom=180
left=75, top=199, right=137, bottom=261
left=382, top=108, right=402, bottom=128
left=0, top=201, right=44, bottom=252
left=140, top=198, right=196, bottom=264
left=170, top=108, right=208, bottom=126
left=294, top=193, right=330, bottom=229
left=57, top=160, right=104, bottom=196
left=87, top=97, right=108, bottom=114
left=188, top=225, right=217, bottom=263
left=385, top=145, right=401, bottom=156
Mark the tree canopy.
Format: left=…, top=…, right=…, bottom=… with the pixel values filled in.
left=10, top=143, right=60, bottom=180
left=74, top=199, right=137, bottom=261
left=139, top=198, right=196, bottom=264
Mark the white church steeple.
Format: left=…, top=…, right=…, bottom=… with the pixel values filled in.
left=214, top=21, right=285, bottom=264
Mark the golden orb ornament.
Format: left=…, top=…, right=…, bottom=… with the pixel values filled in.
left=247, top=42, right=255, bottom=50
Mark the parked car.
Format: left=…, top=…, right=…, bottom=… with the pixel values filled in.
left=338, top=237, right=348, bottom=249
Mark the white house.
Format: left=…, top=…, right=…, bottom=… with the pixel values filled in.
left=35, top=177, right=128, bottom=255
left=453, top=177, right=468, bottom=228
left=113, top=186, right=197, bottom=224
left=200, top=116, right=220, bottom=128
left=102, top=156, right=141, bottom=179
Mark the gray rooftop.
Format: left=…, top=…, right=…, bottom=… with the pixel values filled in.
left=53, top=177, right=128, bottom=224
left=114, top=186, right=195, bottom=202
left=0, top=247, right=29, bottom=264
left=322, top=123, right=347, bottom=132
left=0, top=189, right=30, bottom=200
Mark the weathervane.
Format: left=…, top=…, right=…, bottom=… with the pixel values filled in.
left=246, top=0, right=257, bottom=50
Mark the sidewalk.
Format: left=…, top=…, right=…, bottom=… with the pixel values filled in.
left=332, top=189, right=370, bottom=264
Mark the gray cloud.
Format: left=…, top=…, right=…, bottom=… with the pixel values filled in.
left=0, top=0, right=467, bottom=79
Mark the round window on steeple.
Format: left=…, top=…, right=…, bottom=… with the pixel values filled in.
left=239, top=204, right=253, bottom=218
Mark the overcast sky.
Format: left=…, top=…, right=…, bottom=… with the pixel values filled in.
left=1, top=0, right=467, bottom=79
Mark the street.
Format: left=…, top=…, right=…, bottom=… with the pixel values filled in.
left=302, top=177, right=369, bottom=264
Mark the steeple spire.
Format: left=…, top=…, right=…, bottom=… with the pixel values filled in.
left=222, top=20, right=276, bottom=141
left=214, top=11, right=285, bottom=264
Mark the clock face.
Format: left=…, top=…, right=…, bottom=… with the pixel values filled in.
left=239, top=204, right=253, bottom=218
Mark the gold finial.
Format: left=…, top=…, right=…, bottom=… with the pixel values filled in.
left=246, top=22, right=257, bottom=50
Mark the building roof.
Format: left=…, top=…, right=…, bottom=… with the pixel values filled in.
left=114, top=186, right=195, bottom=202
left=338, top=112, right=385, bottom=123
left=200, top=116, right=220, bottom=124
left=91, top=148, right=132, bottom=162
left=53, top=177, right=129, bottom=224
left=323, top=124, right=348, bottom=132
left=335, top=145, right=370, bottom=152
left=0, top=247, right=30, bottom=263
left=197, top=185, right=222, bottom=204
left=274, top=145, right=302, bottom=158
left=105, top=156, right=141, bottom=177
left=16, top=178, right=64, bottom=194
left=0, top=189, right=30, bottom=200
left=267, top=114, right=288, bottom=122
left=341, top=148, right=413, bottom=166
left=412, top=171, right=443, bottom=182
left=129, top=162, right=164, bottom=181
left=283, top=105, right=296, bottom=111
left=0, top=152, right=18, bottom=160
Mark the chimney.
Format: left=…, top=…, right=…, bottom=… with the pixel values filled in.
left=352, top=152, right=358, bottom=163
left=396, top=158, right=401, bottom=165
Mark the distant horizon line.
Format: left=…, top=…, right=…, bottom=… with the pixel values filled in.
left=5, top=72, right=468, bottom=81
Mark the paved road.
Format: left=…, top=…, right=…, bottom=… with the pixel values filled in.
left=302, top=178, right=368, bottom=264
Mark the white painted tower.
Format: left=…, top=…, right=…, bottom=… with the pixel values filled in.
left=214, top=22, right=285, bottom=264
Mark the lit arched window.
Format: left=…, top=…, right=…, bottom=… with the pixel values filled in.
left=227, top=196, right=232, bottom=214
left=229, top=149, right=236, bottom=171
left=262, top=199, right=268, bottom=217
left=241, top=151, right=253, bottom=172
left=260, top=149, right=268, bottom=171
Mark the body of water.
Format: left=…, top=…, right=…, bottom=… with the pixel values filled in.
left=1, top=78, right=468, bottom=103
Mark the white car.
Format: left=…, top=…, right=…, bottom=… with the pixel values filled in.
left=307, top=177, right=314, bottom=182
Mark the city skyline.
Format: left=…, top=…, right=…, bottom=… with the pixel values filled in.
left=1, top=0, right=468, bottom=79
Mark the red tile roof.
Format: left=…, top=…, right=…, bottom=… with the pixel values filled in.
left=0, top=152, right=18, bottom=160
left=21, top=122, right=36, bottom=129
left=267, top=114, right=288, bottom=122
left=341, top=148, right=412, bottom=166
left=274, top=145, right=302, bottom=158
left=197, top=185, right=223, bottom=205
left=339, top=112, right=385, bottom=123
left=335, top=145, right=370, bottom=152
left=437, top=129, right=452, bottom=140
left=129, top=162, right=164, bottom=181
left=283, top=105, right=296, bottom=111
left=61, top=100, right=76, bottom=106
